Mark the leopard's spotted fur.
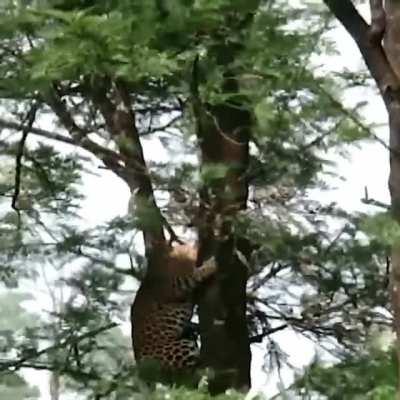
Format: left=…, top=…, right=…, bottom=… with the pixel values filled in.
left=131, top=245, right=216, bottom=369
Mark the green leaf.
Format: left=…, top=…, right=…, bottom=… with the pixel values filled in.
left=361, top=212, right=400, bottom=246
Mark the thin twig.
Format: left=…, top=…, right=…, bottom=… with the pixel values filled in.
left=249, top=324, right=288, bottom=343
left=361, top=198, right=390, bottom=209
left=268, top=381, right=297, bottom=400
left=162, top=215, right=184, bottom=245
left=0, top=322, right=118, bottom=372
left=144, top=113, right=182, bottom=135
left=316, top=84, right=396, bottom=155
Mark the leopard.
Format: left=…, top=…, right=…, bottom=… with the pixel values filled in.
left=130, top=244, right=216, bottom=370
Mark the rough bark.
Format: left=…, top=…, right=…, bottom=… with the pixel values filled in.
left=323, top=0, right=400, bottom=396
left=192, top=41, right=253, bottom=392
left=385, top=1, right=400, bottom=80
left=382, top=5, right=400, bottom=395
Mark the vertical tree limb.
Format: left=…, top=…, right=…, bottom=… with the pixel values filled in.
left=192, top=31, right=253, bottom=392
left=11, top=102, right=38, bottom=226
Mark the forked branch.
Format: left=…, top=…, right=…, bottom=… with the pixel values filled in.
left=323, top=0, right=399, bottom=105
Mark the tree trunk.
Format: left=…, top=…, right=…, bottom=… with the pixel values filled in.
left=383, top=4, right=400, bottom=396
left=192, top=52, right=253, bottom=392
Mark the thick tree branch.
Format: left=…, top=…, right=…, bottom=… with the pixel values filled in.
left=0, top=117, right=126, bottom=171
left=87, top=79, right=118, bottom=133
left=193, top=35, right=253, bottom=392
left=370, top=0, right=386, bottom=43
left=323, top=0, right=399, bottom=104
left=44, top=85, right=141, bottom=184
left=324, top=0, right=371, bottom=44
left=9, top=81, right=156, bottom=188
left=46, top=85, right=88, bottom=141
left=1, top=117, right=76, bottom=146
left=87, top=79, right=166, bottom=247
left=249, top=324, right=288, bottom=343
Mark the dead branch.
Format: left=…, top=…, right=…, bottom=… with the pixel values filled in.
left=362, top=185, right=390, bottom=209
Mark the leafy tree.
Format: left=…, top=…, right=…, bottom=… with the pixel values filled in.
left=0, top=0, right=393, bottom=398
left=295, top=345, right=397, bottom=399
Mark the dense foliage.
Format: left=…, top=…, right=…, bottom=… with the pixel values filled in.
left=296, top=348, right=397, bottom=400
left=0, top=0, right=395, bottom=398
